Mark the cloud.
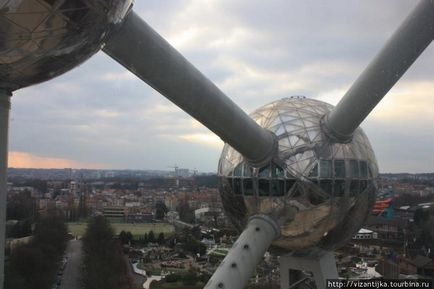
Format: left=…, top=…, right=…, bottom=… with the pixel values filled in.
left=8, top=1, right=434, bottom=172
left=9, top=151, right=108, bottom=169
left=178, top=133, right=223, bottom=149
left=370, top=81, right=434, bottom=123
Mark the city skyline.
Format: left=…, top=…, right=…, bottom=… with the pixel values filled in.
left=9, top=0, right=434, bottom=173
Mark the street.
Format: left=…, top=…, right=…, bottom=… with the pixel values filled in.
left=59, top=240, right=83, bottom=289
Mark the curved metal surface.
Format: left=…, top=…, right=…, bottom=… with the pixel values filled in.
left=218, top=97, right=378, bottom=253
left=0, top=0, right=133, bottom=91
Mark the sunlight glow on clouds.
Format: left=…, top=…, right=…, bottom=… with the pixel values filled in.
left=370, top=81, right=434, bottom=122
left=178, top=133, right=224, bottom=149
left=9, top=151, right=108, bottom=169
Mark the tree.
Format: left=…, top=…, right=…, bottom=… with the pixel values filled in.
left=126, top=231, right=133, bottom=244
left=182, top=272, right=198, bottom=286
left=78, top=193, right=89, bottom=220
left=165, top=274, right=180, bottom=283
left=155, top=201, right=168, bottom=220
left=7, top=191, right=35, bottom=220
left=119, top=231, right=128, bottom=245
left=82, top=216, right=129, bottom=289
left=5, top=210, right=68, bottom=289
left=148, top=230, right=156, bottom=243
left=157, top=232, right=165, bottom=244
left=178, top=202, right=195, bottom=223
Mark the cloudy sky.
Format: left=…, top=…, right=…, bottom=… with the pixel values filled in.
left=9, top=0, right=434, bottom=173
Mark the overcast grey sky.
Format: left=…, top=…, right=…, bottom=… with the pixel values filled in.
left=9, top=0, right=434, bottom=173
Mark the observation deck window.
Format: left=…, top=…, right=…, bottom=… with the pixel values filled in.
left=350, top=180, right=360, bottom=196
left=258, top=179, right=269, bottom=196
left=271, top=180, right=285, bottom=196
left=319, top=160, right=332, bottom=178
left=360, top=161, right=368, bottom=178
left=334, top=160, right=346, bottom=178
left=244, top=179, right=254, bottom=196
left=335, top=180, right=346, bottom=197
left=350, top=160, right=360, bottom=178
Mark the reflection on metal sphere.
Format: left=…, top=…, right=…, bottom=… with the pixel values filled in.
left=0, top=0, right=133, bottom=91
left=218, top=97, right=378, bottom=253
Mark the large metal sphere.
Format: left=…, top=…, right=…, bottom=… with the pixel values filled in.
left=0, top=0, right=133, bottom=91
left=218, top=97, right=378, bottom=253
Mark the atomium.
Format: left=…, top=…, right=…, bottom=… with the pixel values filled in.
left=218, top=97, right=378, bottom=253
left=1, top=1, right=434, bottom=288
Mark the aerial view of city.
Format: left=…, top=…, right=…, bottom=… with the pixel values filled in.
left=4, top=169, right=434, bottom=289
left=1, top=1, right=434, bottom=289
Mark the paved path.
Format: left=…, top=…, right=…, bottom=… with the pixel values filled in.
left=131, top=262, right=162, bottom=289
left=59, top=240, right=83, bottom=289
left=143, top=275, right=162, bottom=289
left=125, top=258, right=146, bottom=289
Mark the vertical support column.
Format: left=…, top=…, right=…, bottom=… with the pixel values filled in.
left=0, top=89, right=11, bottom=289
left=279, top=251, right=338, bottom=289
left=204, top=214, right=280, bottom=289
left=279, top=263, right=289, bottom=289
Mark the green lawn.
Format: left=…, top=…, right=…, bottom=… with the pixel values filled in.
left=67, top=222, right=175, bottom=237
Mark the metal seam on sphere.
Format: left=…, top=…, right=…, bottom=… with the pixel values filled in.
left=103, top=11, right=278, bottom=167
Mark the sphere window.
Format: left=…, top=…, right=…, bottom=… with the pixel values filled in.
left=258, top=166, right=270, bottom=178
left=360, top=180, right=368, bottom=192
left=334, top=180, right=346, bottom=197
left=360, top=161, right=368, bottom=178
left=233, top=178, right=242, bottom=195
left=243, top=163, right=252, bottom=177
left=350, top=180, right=360, bottom=196
left=334, top=160, right=346, bottom=178
left=272, top=164, right=285, bottom=178
left=233, top=164, right=243, bottom=177
left=319, top=179, right=333, bottom=195
left=319, top=160, right=332, bottom=178
left=285, top=180, right=296, bottom=194
left=350, top=160, right=360, bottom=178
left=243, top=179, right=254, bottom=196
left=258, top=179, right=270, bottom=196
left=309, top=163, right=318, bottom=177
left=271, top=180, right=285, bottom=196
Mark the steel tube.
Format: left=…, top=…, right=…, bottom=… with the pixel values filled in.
left=204, top=215, right=280, bottom=289
left=322, top=0, right=434, bottom=142
left=103, top=11, right=277, bottom=166
left=0, top=90, right=11, bottom=289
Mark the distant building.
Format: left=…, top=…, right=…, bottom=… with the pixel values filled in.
left=103, top=207, right=125, bottom=222
left=126, top=213, right=154, bottom=223
left=353, top=228, right=378, bottom=240
left=365, top=216, right=406, bottom=241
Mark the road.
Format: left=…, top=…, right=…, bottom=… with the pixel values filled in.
left=59, top=240, right=83, bottom=289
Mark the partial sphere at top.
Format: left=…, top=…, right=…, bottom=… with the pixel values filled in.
left=0, top=0, right=132, bottom=91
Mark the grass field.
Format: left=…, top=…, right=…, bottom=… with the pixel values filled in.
left=67, top=222, right=175, bottom=237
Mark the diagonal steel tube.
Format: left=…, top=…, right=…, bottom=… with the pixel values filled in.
left=103, top=11, right=277, bottom=167
left=322, top=0, right=434, bottom=143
